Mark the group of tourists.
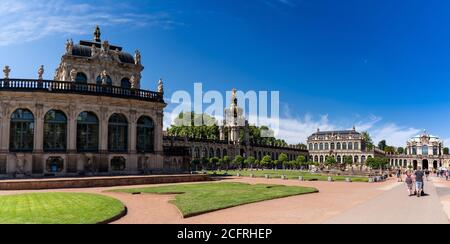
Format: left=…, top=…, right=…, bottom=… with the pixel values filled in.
left=396, top=166, right=449, bottom=198
left=436, top=168, right=449, bottom=180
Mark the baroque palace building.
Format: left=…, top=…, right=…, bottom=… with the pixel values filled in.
left=307, top=128, right=385, bottom=166
left=388, top=131, right=450, bottom=170
left=0, top=27, right=307, bottom=179
left=0, top=27, right=169, bottom=178
left=164, top=89, right=309, bottom=164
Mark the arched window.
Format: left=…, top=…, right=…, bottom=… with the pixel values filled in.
left=325, top=143, right=329, bottom=151
left=96, top=75, right=112, bottom=86
left=223, top=149, right=228, bottom=157
left=422, top=145, right=428, bottom=155
left=209, top=148, right=214, bottom=158
left=319, top=143, right=324, bottom=151
left=433, top=146, right=438, bottom=155
left=337, top=143, right=341, bottom=150
left=44, top=110, right=67, bottom=152
left=331, top=143, right=335, bottom=150
left=137, top=116, right=155, bottom=153
left=337, top=155, right=342, bottom=163
left=354, top=156, right=359, bottom=163
left=314, top=143, right=318, bottom=151
left=412, top=146, right=417, bottom=155
left=121, top=78, right=131, bottom=89
left=320, top=155, right=324, bottom=163
left=348, top=142, right=353, bottom=150
left=77, top=112, right=99, bottom=152
left=108, top=114, right=128, bottom=152
left=354, top=142, right=359, bottom=150
left=10, top=109, right=34, bottom=152
left=216, top=148, right=221, bottom=158
left=314, top=156, right=319, bottom=162
left=342, top=142, right=347, bottom=150
left=75, top=72, right=87, bottom=84
left=309, top=144, right=313, bottom=151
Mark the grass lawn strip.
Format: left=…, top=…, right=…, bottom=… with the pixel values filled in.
left=0, top=193, right=125, bottom=224
left=113, top=182, right=318, bottom=218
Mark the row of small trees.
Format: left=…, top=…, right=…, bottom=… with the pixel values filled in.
left=190, top=153, right=391, bottom=173
left=190, top=153, right=315, bottom=171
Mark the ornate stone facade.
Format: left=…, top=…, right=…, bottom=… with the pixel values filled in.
left=54, top=26, right=143, bottom=89
left=307, top=128, right=385, bottom=166
left=389, top=131, right=450, bottom=169
left=0, top=27, right=167, bottom=178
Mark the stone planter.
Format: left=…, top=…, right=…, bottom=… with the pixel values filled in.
left=281, top=175, right=287, bottom=180
left=250, top=174, right=254, bottom=178
left=237, top=173, right=241, bottom=177
left=328, top=176, right=333, bottom=182
left=346, top=178, right=352, bottom=183
left=368, top=178, right=375, bottom=183
left=265, top=174, right=270, bottom=179
left=299, top=176, right=304, bottom=181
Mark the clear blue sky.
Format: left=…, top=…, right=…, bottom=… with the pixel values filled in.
left=1, top=0, right=450, bottom=146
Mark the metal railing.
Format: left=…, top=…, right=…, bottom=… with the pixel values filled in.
left=0, top=79, right=164, bottom=103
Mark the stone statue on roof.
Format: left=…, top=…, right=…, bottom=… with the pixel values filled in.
left=65, top=39, right=73, bottom=55
left=94, top=25, right=101, bottom=42
left=38, top=65, right=44, bottom=80
left=158, top=78, right=164, bottom=94
left=3, top=65, right=11, bottom=79
left=135, top=50, right=141, bottom=65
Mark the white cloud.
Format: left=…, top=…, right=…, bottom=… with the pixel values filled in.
left=0, top=0, right=179, bottom=46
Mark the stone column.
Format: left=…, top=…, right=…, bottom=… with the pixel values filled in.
left=99, top=107, right=108, bottom=153
left=67, top=105, right=77, bottom=153
left=34, top=104, right=44, bottom=153
left=0, top=104, right=11, bottom=153
left=129, top=110, right=137, bottom=154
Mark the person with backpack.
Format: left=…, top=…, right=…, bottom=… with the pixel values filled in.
left=415, top=167, right=425, bottom=198
left=405, top=171, right=414, bottom=196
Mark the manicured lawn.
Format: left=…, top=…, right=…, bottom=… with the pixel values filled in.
left=0, top=193, right=125, bottom=224
left=208, top=170, right=369, bottom=182
left=113, top=182, right=318, bottom=217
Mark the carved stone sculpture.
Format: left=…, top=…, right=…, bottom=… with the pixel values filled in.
left=135, top=50, right=141, bottom=65
left=130, top=75, right=136, bottom=89
left=38, top=65, right=44, bottom=80
left=70, top=69, right=77, bottom=82
left=3, top=65, right=11, bottom=79
left=157, top=78, right=164, bottom=94
left=101, top=70, right=108, bottom=85
left=65, top=39, right=73, bottom=55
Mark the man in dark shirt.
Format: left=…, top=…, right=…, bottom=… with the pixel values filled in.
left=415, top=167, right=425, bottom=197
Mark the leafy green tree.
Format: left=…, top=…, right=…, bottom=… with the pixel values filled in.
left=444, top=148, right=449, bottom=155
left=366, top=157, right=389, bottom=173
left=209, top=157, right=220, bottom=170
left=233, top=155, right=244, bottom=170
left=222, top=156, right=231, bottom=171
left=378, top=140, right=387, bottom=151
left=261, top=155, right=273, bottom=169
left=397, top=147, right=405, bottom=155
left=325, top=156, right=337, bottom=169
left=385, top=146, right=396, bottom=154
left=362, top=131, right=374, bottom=151
left=278, top=153, right=288, bottom=169
left=190, top=159, right=201, bottom=171
left=244, top=156, right=256, bottom=169
left=343, top=155, right=353, bottom=171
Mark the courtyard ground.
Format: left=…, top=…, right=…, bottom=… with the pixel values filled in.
left=0, top=176, right=449, bottom=224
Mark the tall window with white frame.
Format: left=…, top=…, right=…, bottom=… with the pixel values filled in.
left=77, top=112, right=99, bottom=152
left=108, top=114, right=128, bottom=152
left=136, top=116, right=155, bottom=153
left=10, top=109, right=35, bottom=152
left=44, top=110, right=67, bottom=152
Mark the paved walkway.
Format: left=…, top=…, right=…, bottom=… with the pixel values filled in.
left=327, top=178, right=449, bottom=224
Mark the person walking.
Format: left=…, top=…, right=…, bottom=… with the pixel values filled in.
left=425, top=169, right=430, bottom=181
left=446, top=169, right=449, bottom=181
left=415, top=167, right=425, bottom=198
left=396, top=168, right=403, bottom=182
left=405, top=171, right=414, bottom=196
